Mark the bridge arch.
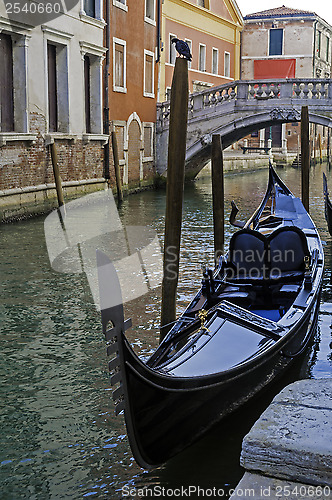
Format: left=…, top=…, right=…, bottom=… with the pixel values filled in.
left=185, top=111, right=332, bottom=178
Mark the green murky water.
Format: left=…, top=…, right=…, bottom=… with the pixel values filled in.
left=1, top=164, right=331, bottom=499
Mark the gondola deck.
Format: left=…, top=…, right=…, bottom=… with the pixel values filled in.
left=97, top=165, right=324, bottom=468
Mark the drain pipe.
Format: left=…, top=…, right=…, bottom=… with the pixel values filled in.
left=156, top=0, right=161, bottom=63
left=103, top=0, right=111, bottom=181
left=313, top=19, right=317, bottom=77
left=239, top=29, right=243, bottom=80
left=156, top=0, right=162, bottom=102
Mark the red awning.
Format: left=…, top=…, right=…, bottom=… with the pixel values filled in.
left=254, top=59, right=296, bottom=79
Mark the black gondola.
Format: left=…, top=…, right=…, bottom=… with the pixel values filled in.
left=323, top=172, right=332, bottom=235
left=97, top=165, right=324, bottom=469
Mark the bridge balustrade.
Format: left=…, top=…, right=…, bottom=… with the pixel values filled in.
left=157, top=79, right=332, bottom=132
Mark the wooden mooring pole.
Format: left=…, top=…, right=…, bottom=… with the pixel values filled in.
left=50, top=142, right=65, bottom=208
left=328, top=127, right=331, bottom=168
left=111, top=130, right=123, bottom=202
left=301, top=106, right=310, bottom=213
left=160, top=57, right=188, bottom=342
left=211, top=134, right=224, bottom=264
left=318, top=133, right=323, bottom=164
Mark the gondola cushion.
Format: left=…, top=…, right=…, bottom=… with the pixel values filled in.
left=227, top=229, right=267, bottom=280
left=226, top=226, right=309, bottom=284
left=268, top=226, right=310, bottom=282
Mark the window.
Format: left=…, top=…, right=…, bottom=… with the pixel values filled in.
left=144, top=125, right=153, bottom=159
left=113, top=0, right=127, bottom=11
left=326, top=36, right=330, bottom=62
left=144, top=50, right=154, bottom=97
left=197, top=0, right=209, bottom=7
left=169, top=34, right=177, bottom=64
left=212, top=48, right=218, bottom=75
left=84, top=55, right=91, bottom=133
left=199, top=44, right=206, bottom=72
left=185, top=39, right=192, bottom=68
left=269, top=29, right=283, bottom=56
left=0, top=34, right=14, bottom=132
left=47, top=44, right=58, bottom=132
left=80, top=46, right=105, bottom=135
left=165, top=87, right=171, bottom=100
left=145, top=0, right=155, bottom=23
left=113, top=38, right=126, bottom=92
left=317, top=31, right=321, bottom=58
left=224, top=51, right=230, bottom=78
left=46, top=41, right=70, bottom=133
left=84, top=0, right=95, bottom=17
left=0, top=27, right=29, bottom=136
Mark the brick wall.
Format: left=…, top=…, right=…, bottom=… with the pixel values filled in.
left=143, top=161, right=154, bottom=181
left=0, top=111, right=156, bottom=200
left=0, top=112, right=106, bottom=191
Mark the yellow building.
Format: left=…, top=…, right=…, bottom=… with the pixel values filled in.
left=159, top=0, right=243, bottom=101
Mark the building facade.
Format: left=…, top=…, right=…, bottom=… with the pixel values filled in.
left=108, top=0, right=159, bottom=190
left=0, top=0, right=108, bottom=220
left=160, top=0, right=243, bottom=101
left=241, top=6, right=332, bottom=157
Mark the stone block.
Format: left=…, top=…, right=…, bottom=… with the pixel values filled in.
left=230, top=472, right=332, bottom=500
left=0, top=194, right=21, bottom=207
left=241, top=379, right=332, bottom=486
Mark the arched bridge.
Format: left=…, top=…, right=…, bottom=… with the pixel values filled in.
left=156, top=78, right=332, bottom=178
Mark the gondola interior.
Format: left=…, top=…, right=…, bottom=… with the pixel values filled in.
left=147, top=187, right=318, bottom=374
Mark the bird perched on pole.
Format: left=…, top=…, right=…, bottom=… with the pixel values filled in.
left=171, top=38, right=192, bottom=61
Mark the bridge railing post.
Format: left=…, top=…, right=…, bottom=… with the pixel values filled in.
left=279, top=81, right=293, bottom=99
left=236, top=81, right=248, bottom=100
left=328, top=81, right=332, bottom=100
left=192, top=93, right=204, bottom=112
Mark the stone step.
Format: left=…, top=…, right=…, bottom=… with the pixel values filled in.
left=240, top=379, right=332, bottom=486
left=230, top=472, right=332, bottom=500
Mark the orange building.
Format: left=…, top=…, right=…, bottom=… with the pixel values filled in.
left=108, top=0, right=159, bottom=189
left=160, top=0, right=243, bottom=100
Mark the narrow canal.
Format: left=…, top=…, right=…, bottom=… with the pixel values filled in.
left=1, top=164, right=332, bottom=499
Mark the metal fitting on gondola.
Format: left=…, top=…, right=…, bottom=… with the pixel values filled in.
left=304, top=255, right=312, bottom=290
left=198, top=309, right=210, bottom=333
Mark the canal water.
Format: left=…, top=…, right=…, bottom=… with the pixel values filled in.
left=1, top=164, right=332, bottom=499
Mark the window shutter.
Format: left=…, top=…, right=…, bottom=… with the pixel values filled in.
left=47, top=44, right=58, bottom=132
left=115, top=43, right=124, bottom=87
left=145, top=54, right=153, bottom=94
left=0, top=34, right=14, bottom=132
left=84, top=55, right=91, bottom=133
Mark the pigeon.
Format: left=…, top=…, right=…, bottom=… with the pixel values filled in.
left=171, top=38, right=192, bottom=61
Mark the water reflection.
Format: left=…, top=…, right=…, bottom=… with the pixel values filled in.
left=0, top=164, right=331, bottom=498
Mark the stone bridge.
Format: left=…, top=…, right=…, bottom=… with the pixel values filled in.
left=156, top=78, right=332, bottom=178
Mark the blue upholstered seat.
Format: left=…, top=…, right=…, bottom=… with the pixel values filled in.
left=226, top=229, right=267, bottom=282
left=226, top=226, right=309, bottom=284
left=268, top=226, right=309, bottom=283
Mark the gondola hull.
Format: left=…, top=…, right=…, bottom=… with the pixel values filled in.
left=120, top=300, right=319, bottom=467
left=97, top=165, right=324, bottom=468
left=323, top=173, right=332, bottom=235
